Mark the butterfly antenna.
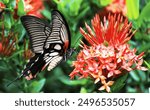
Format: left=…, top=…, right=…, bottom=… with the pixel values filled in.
left=6, top=74, right=24, bottom=87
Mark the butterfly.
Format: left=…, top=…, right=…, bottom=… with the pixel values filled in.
left=7, top=10, right=74, bottom=86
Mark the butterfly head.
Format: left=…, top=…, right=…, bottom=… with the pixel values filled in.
left=66, top=48, right=76, bottom=58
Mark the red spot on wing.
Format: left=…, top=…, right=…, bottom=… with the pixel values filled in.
left=64, top=40, right=69, bottom=52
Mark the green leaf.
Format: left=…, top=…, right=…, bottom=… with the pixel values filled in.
left=71, top=31, right=82, bottom=48
left=52, top=67, right=89, bottom=86
left=0, top=65, right=9, bottom=72
left=144, top=61, right=150, bottom=69
left=126, top=86, right=137, bottom=93
left=2, top=0, right=9, bottom=4
left=12, top=20, right=26, bottom=41
left=17, top=0, right=26, bottom=16
left=54, top=0, right=83, bottom=17
left=138, top=43, right=150, bottom=53
left=7, top=50, right=24, bottom=60
left=27, top=79, right=46, bottom=93
left=138, top=1, right=150, bottom=27
left=130, top=71, right=140, bottom=82
left=111, top=74, right=128, bottom=92
left=138, top=70, right=146, bottom=82
left=4, top=13, right=12, bottom=29
left=0, top=60, right=11, bottom=72
left=42, top=9, right=51, bottom=20
left=7, top=0, right=16, bottom=9
left=80, top=87, right=87, bottom=93
left=91, top=0, right=101, bottom=7
left=74, top=5, right=90, bottom=21
left=69, top=0, right=83, bottom=16
left=126, top=0, right=139, bottom=20
left=99, top=0, right=112, bottom=6
left=129, top=19, right=139, bottom=29
left=59, top=76, right=89, bottom=86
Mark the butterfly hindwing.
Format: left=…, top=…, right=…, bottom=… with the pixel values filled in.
left=43, top=10, right=71, bottom=71
left=23, top=54, right=45, bottom=80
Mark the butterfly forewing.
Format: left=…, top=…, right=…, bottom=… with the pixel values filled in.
left=21, top=16, right=51, bottom=53
left=45, top=10, right=70, bottom=50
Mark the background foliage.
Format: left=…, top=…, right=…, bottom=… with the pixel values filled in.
left=0, top=0, right=150, bottom=93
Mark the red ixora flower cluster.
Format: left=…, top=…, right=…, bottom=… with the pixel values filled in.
left=0, top=25, right=16, bottom=57
left=69, top=14, right=147, bottom=92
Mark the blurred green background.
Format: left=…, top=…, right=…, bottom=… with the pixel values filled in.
left=0, top=0, right=150, bottom=93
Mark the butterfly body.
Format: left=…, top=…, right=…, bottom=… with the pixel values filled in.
left=21, top=10, right=72, bottom=80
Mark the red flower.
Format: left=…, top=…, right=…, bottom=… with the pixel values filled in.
left=14, top=0, right=44, bottom=18
left=0, top=25, right=16, bottom=57
left=106, top=0, right=127, bottom=16
left=0, top=2, right=5, bottom=8
left=24, top=0, right=44, bottom=18
left=70, top=14, right=147, bottom=92
left=0, top=42, right=2, bottom=52
left=0, top=2, right=5, bottom=12
left=23, top=39, right=34, bottom=60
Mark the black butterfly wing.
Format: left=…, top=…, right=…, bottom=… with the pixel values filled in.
left=21, top=15, right=51, bottom=53
left=45, top=10, right=70, bottom=49
left=22, top=53, right=45, bottom=80
left=20, top=16, right=50, bottom=79
left=43, top=10, right=71, bottom=72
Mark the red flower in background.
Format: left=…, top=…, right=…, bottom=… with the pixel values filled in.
left=70, top=14, right=147, bottom=92
left=106, top=0, right=127, bottom=16
left=14, top=0, right=44, bottom=18
left=23, top=39, right=34, bottom=60
left=24, top=0, right=44, bottom=18
left=0, top=25, right=17, bottom=57
left=0, top=2, right=5, bottom=13
left=0, top=42, right=2, bottom=52
left=0, top=2, right=5, bottom=8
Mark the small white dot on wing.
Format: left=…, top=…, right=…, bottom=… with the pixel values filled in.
left=49, top=52, right=59, bottom=56
left=54, top=44, right=61, bottom=50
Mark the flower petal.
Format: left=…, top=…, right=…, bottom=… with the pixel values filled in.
left=99, top=85, right=105, bottom=91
